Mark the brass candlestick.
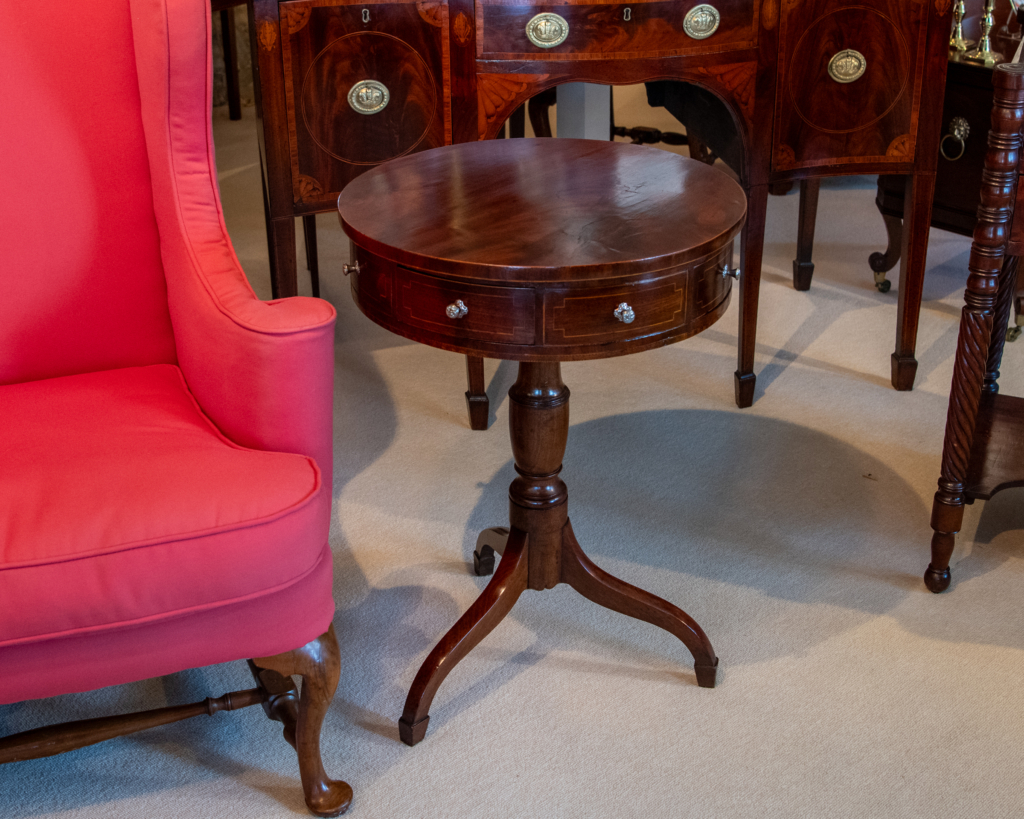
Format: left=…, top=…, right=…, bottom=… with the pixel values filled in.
left=965, top=0, right=1004, bottom=66
left=950, top=0, right=975, bottom=54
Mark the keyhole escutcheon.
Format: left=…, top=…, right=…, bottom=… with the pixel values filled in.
left=362, top=8, right=370, bottom=22
left=623, top=7, right=631, bottom=20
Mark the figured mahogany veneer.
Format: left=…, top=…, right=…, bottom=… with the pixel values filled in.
left=250, top=0, right=953, bottom=412
left=477, top=0, right=759, bottom=60
left=339, top=137, right=743, bottom=745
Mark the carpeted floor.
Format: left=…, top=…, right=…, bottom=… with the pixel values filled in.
left=3, top=91, right=1023, bottom=818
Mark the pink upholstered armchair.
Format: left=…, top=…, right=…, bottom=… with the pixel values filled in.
left=0, top=0, right=349, bottom=814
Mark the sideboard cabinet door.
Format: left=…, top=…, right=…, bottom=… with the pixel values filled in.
left=279, top=0, right=450, bottom=209
left=772, top=0, right=930, bottom=173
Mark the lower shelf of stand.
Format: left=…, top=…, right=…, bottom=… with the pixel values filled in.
left=966, top=392, right=1024, bottom=500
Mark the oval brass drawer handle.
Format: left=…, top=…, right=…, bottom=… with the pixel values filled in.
left=613, top=302, right=636, bottom=324
left=684, top=4, right=720, bottom=40
left=828, top=50, right=867, bottom=84
left=348, top=80, right=390, bottom=115
left=446, top=299, right=469, bottom=320
left=526, top=12, right=569, bottom=49
left=940, top=116, right=970, bottom=162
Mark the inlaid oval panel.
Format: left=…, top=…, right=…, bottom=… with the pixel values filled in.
left=787, top=7, right=910, bottom=135
left=300, top=32, right=438, bottom=165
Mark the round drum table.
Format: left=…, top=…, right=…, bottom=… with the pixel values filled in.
left=338, top=138, right=746, bottom=746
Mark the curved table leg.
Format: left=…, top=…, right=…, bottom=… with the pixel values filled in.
left=399, top=528, right=529, bottom=745
left=559, top=520, right=718, bottom=687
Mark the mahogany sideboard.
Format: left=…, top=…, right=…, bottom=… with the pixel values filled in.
left=867, top=2, right=1020, bottom=295
left=247, top=0, right=954, bottom=407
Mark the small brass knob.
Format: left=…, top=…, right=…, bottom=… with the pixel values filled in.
left=446, top=299, right=469, bottom=319
left=720, top=263, right=740, bottom=280
left=614, top=302, right=636, bottom=324
left=343, top=262, right=360, bottom=276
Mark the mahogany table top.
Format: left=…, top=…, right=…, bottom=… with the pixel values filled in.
left=337, top=138, right=746, bottom=284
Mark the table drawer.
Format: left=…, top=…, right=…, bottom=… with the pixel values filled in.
left=477, top=0, right=757, bottom=60
left=545, top=253, right=730, bottom=344
left=395, top=268, right=536, bottom=345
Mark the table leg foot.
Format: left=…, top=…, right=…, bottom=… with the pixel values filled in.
left=890, top=353, right=918, bottom=391
left=558, top=520, right=718, bottom=686
left=792, top=260, right=814, bottom=292
left=400, top=529, right=529, bottom=745
left=473, top=527, right=509, bottom=576
left=924, top=563, right=951, bottom=594
left=398, top=715, right=429, bottom=746
left=694, top=658, right=719, bottom=688
left=734, top=371, right=756, bottom=409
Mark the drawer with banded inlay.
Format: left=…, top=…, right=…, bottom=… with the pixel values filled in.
left=476, top=0, right=758, bottom=60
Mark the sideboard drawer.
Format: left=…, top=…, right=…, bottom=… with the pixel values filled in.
left=477, top=0, right=758, bottom=60
left=395, top=268, right=537, bottom=345
left=277, top=0, right=449, bottom=209
left=772, top=0, right=930, bottom=171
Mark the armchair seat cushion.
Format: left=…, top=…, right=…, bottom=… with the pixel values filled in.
left=0, top=364, right=329, bottom=653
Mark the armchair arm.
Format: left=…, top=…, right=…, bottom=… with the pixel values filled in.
left=129, top=0, right=336, bottom=488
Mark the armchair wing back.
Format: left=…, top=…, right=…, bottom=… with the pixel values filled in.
left=0, top=1, right=350, bottom=814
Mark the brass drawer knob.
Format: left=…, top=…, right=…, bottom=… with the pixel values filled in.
left=684, top=4, right=720, bottom=40
left=613, top=302, right=636, bottom=324
left=828, top=50, right=867, bottom=84
left=446, top=299, right=469, bottom=320
left=526, top=12, right=569, bottom=49
left=343, top=262, right=360, bottom=276
left=720, top=263, right=740, bottom=279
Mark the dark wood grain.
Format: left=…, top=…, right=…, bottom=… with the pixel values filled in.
left=465, top=355, right=489, bottom=429
left=792, top=178, right=820, bottom=291
left=342, top=138, right=729, bottom=745
left=399, top=527, right=530, bottom=745
left=340, top=138, right=745, bottom=281
left=477, top=0, right=759, bottom=60
left=926, top=61, right=1024, bottom=594
left=2, top=626, right=351, bottom=817
left=341, top=139, right=743, bottom=361
left=282, top=1, right=448, bottom=210
left=773, top=0, right=928, bottom=170
left=249, top=0, right=951, bottom=406
left=252, top=625, right=353, bottom=817
left=0, top=689, right=263, bottom=764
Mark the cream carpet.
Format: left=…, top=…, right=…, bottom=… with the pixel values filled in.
left=2, top=92, right=1023, bottom=818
